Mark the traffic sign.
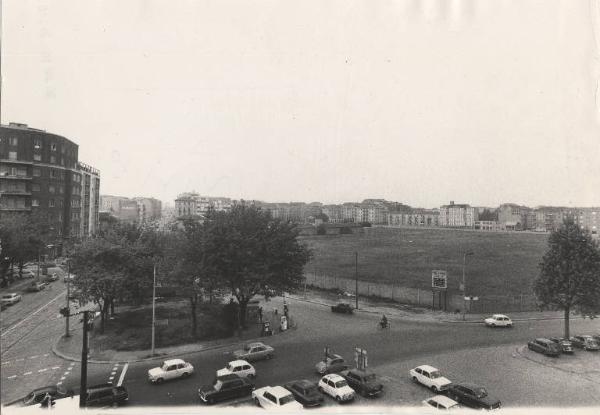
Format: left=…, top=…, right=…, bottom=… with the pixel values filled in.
left=354, top=347, right=368, bottom=370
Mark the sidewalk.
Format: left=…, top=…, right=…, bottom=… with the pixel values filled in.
left=53, top=298, right=295, bottom=364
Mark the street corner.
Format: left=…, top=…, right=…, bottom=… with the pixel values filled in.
left=515, top=344, right=600, bottom=381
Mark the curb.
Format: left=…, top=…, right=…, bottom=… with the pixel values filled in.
left=52, top=323, right=297, bottom=365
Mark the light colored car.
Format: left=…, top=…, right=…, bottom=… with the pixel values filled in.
left=484, top=314, right=513, bottom=328
left=217, top=360, right=256, bottom=379
left=315, top=354, right=348, bottom=375
left=252, top=385, right=303, bottom=410
left=409, top=365, right=452, bottom=392
left=422, top=395, right=460, bottom=410
left=317, top=374, right=355, bottom=402
left=148, top=359, right=194, bottom=383
left=233, top=342, right=274, bottom=362
left=1, top=293, right=22, bottom=305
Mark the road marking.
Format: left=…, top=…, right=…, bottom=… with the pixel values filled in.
left=57, top=382, right=62, bottom=386
left=38, top=368, right=48, bottom=372
left=43, top=354, right=49, bottom=357
left=16, top=358, right=24, bottom=362
left=1, top=290, right=66, bottom=338
left=23, top=371, right=32, bottom=376
left=8, top=375, right=17, bottom=379
left=1, top=361, right=9, bottom=365
left=117, top=363, right=129, bottom=387
left=60, top=376, right=66, bottom=381
left=51, top=366, right=60, bottom=370
left=30, top=355, right=39, bottom=359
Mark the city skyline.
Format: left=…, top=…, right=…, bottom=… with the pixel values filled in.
left=3, top=1, right=600, bottom=209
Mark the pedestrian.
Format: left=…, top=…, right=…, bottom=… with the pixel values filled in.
left=258, top=306, right=263, bottom=322
left=273, top=307, right=278, bottom=315
left=283, top=304, right=289, bottom=318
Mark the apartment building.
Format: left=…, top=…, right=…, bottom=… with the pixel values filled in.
left=174, top=192, right=232, bottom=218
left=439, top=201, right=478, bottom=228
left=388, top=208, right=440, bottom=227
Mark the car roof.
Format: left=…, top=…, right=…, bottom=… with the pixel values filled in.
left=3, top=293, right=18, bottom=296
left=415, top=365, right=439, bottom=372
left=246, top=342, right=266, bottom=348
left=269, top=386, right=293, bottom=398
left=492, top=314, right=509, bottom=318
left=429, top=395, right=458, bottom=407
left=323, top=374, right=345, bottom=382
left=328, top=354, right=343, bottom=360
left=229, top=359, right=251, bottom=366
left=291, top=380, right=316, bottom=388
left=458, top=382, right=483, bottom=390
left=535, top=338, right=552, bottom=343
left=348, top=368, right=374, bottom=376
left=163, top=359, right=185, bottom=365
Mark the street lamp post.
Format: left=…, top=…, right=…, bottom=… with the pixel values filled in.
left=461, top=251, right=474, bottom=320
left=355, top=252, right=358, bottom=310
left=151, top=263, right=156, bottom=356
left=65, top=258, right=71, bottom=337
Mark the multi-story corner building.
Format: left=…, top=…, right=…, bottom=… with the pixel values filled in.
left=439, top=201, right=478, bottom=228
left=388, top=208, right=439, bottom=227
left=133, top=197, right=162, bottom=224
left=0, top=122, right=100, bottom=250
left=174, top=192, right=232, bottom=218
left=497, top=203, right=534, bottom=231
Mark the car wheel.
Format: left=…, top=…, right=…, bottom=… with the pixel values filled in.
left=248, top=373, right=256, bottom=379
left=266, top=354, right=273, bottom=360
left=491, top=324, right=496, bottom=328
left=156, top=378, right=164, bottom=384
left=112, top=402, right=119, bottom=408
left=254, top=398, right=260, bottom=406
left=318, top=386, right=324, bottom=393
left=335, top=396, right=341, bottom=402
left=181, top=372, right=190, bottom=378
left=431, top=386, right=438, bottom=393
left=412, top=376, right=418, bottom=383
left=207, top=397, right=214, bottom=405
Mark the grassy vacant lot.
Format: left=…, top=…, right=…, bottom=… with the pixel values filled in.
left=300, top=227, right=549, bottom=296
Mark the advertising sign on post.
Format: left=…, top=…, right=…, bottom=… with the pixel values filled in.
left=354, top=347, right=368, bottom=370
left=432, top=270, right=447, bottom=290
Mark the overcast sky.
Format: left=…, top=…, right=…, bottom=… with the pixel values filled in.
left=2, top=0, right=600, bottom=208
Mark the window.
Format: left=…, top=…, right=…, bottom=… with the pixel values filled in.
left=51, top=143, right=57, bottom=151
left=58, top=200, right=63, bottom=208
left=34, top=139, right=42, bottom=149
left=33, top=168, right=41, bottom=177
left=50, top=155, right=56, bottom=163
left=59, top=185, right=64, bottom=194
left=49, top=199, right=55, bottom=207
left=61, top=145, right=65, bottom=154
left=60, top=157, right=64, bottom=166
left=33, top=154, right=42, bottom=161
left=58, top=213, right=62, bottom=222
left=50, top=170, right=57, bottom=178
left=32, top=199, right=40, bottom=207
left=49, top=185, right=55, bottom=194
left=9, top=137, right=18, bottom=146
left=8, top=151, right=17, bottom=160
left=32, top=184, right=40, bottom=192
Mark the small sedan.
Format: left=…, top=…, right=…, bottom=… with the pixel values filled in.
left=216, top=360, right=256, bottom=379
left=315, top=354, right=348, bottom=375
left=570, top=335, right=600, bottom=351
left=340, top=369, right=383, bottom=397
left=527, top=338, right=561, bottom=357
left=446, top=383, right=501, bottom=410
left=1, top=293, right=22, bottom=306
left=283, top=379, right=324, bottom=407
left=252, top=386, right=303, bottom=410
left=148, top=359, right=194, bottom=383
left=27, top=282, right=46, bottom=292
left=423, top=395, right=460, bottom=410
left=233, top=342, right=274, bottom=362
left=484, top=314, right=513, bottom=328
left=45, top=273, right=60, bottom=282
left=549, top=337, right=574, bottom=354
left=318, top=374, right=355, bottom=403
left=331, top=303, right=354, bottom=314
left=409, top=365, right=452, bottom=393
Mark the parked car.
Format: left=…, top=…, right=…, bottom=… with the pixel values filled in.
left=252, top=385, right=303, bottom=410
left=331, top=303, right=354, bottom=314
left=198, top=374, right=254, bottom=405
left=27, top=282, right=46, bottom=292
left=409, top=365, right=452, bottom=393
left=570, top=335, right=600, bottom=351
left=484, top=314, right=513, bottom=328
left=549, top=337, right=574, bottom=354
left=233, top=342, right=274, bottom=362
left=527, top=338, right=561, bottom=357
left=422, top=395, right=460, bottom=410
left=315, top=354, right=348, bottom=375
left=340, top=369, right=383, bottom=397
left=148, top=359, right=194, bottom=383
left=85, top=384, right=128, bottom=407
left=446, top=383, right=501, bottom=410
left=283, top=380, right=324, bottom=408
left=22, top=386, right=67, bottom=406
left=45, top=273, right=59, bottom=282
left=317, top=374, right=355, bottom=403
left=1, top=293, right=22, bottom=305
left=217, top=360, right=256, bottom=379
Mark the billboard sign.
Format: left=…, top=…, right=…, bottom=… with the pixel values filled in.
left=432, top=270, right=447, bottom=290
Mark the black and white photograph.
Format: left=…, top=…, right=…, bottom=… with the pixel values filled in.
left=1, top=1, right=600, bottom=414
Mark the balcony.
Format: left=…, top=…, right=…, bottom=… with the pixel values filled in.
left=0, top=206, right=31, bottom=212
left=0, top=174, right=32, bottom=180
left=0, top=190, right=32, bottom=196
left=0, top=158, right=34, bottom=165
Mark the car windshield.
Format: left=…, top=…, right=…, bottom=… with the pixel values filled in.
left=335, top=380, right=348, bottom=388
left=280, top=394, right=296, bottom=405
left=475, top=388, right=487, bottom=398
left=304, top=386, right=317, bottom=394
left=364, top=374, right=377, bottom=381
left=429, top=371, right=441, bottom=379
left=2, top=295, right=13, bottom=299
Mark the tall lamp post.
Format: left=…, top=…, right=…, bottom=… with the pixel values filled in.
left=151, top=263, right=156, bottom=356
left=461, top=251, right=474, bottom=320
left=355, top=252, right=359, bottom=310
left=65, top=258, right=71, bottom=337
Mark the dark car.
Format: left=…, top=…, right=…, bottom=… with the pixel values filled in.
left=45, top=273, right=59, bottom=282
left=570, top=335, right=600, bottom=351
left=527, top=338, right=561, bottom=357
left=85, top=384, right=128, bottom=407
left=331, top=303, right=354, bottom=314
left=447, top=383, right=501, bottom=410
left=198, top=374, right=254, bottom=405
left=549, top=337, right=574, bottom=354
left=22, top=386, right=67, bottom=406
left=340, top=369, right=384, bottom=397
left=283, top=379, right=324, bottom=407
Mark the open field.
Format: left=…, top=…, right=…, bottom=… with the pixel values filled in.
left=300, top=227, right=549, bottom=296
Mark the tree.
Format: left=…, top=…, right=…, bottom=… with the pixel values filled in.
left=203, top=204, right=311, bottom=328
left=534, top=218, right=600, bottom=338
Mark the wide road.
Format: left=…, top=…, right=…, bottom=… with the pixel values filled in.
left=90, top=296, right=600, bottom=408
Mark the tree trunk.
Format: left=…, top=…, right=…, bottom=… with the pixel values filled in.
left=110, top=299, right=115, bottom=316
left=190, top=296, right=198, bottom=337
left=239, top=298, right=249, bottom=329
left=563, top=306, right=570, bottom=339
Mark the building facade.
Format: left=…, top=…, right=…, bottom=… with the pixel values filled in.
left=0, top=122, right=100, bottom=247
left=174, top=192, right=232, bottom=218
left=388, top=208, right=440, bottom=227
left=439, top=201, right=477, bottom=228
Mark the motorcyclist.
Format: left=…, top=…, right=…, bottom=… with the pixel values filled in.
left=380, top=314, right=388, bottom=328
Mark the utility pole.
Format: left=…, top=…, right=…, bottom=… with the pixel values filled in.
left=79, top=310, right=90, bottom=408
left=151, top=264, right=156, bottom=356
left=355, top=252, right=358, bottom=310
left=461, top=251, right=474, bottom=321
left=65, top=259, right=71, bottom=337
